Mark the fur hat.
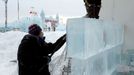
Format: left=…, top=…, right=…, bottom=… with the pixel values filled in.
left=84, top=0, right=101, bottom=5
left=28, top=24, right=42, bottom=36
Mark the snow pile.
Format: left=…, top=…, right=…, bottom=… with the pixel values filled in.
left=0, top=31, right=26, bottom=63
left=0, top=31, right=66, bottom=75
left=0, top=31, right=26, bottom=75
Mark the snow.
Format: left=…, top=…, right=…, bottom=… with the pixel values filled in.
left=56, top=25, right=66, bottom=31
left=0, top=30, right=66, bottom=75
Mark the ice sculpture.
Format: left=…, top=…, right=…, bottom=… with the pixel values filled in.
left=66, top=18, right=124, bottom=75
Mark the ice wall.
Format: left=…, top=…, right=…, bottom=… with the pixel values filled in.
left=66, top=18, right=124, bottom=75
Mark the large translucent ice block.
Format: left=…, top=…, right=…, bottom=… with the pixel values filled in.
left=67, top=18, right=105, bottom=59
left=69, top=45, right=122, bottom=75
left=66, top=18, right=124, bottom=75
left=103, top=21, right=124, bottom=45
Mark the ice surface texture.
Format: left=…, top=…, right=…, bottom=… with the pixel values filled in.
left=66, top=18, right=124, bottom=75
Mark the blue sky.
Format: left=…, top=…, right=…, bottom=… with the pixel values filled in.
left=0, top=0, right=86, bottom=23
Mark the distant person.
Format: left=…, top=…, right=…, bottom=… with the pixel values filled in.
left=48, top=27, right=50, bottom=31
left=17, top=24, right=66, bottom=75
left=83, top=0, right=101, bottom=19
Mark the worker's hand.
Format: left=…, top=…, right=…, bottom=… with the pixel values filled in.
left=42, top=37, right=45, bottom=40
left=62, top=34, right=66, bottom=41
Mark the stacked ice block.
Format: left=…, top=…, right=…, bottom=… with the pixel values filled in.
left=66, top=18, right=124, bottom=75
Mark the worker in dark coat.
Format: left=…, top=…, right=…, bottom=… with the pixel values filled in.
left=83, top=0, right=101, bottom=19
left=17, top=24, right=66, bottom=75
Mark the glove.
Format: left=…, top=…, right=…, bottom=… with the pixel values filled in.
left=43, top=56, right=51, bottom=63
left=62, top=34, right=66, bottom=41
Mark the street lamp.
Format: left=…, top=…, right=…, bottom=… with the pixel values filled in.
left=17, top=0, right=19, bottom=20
left=2, top=0, right=8, bottom=31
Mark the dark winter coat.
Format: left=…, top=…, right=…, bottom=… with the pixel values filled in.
left=17, top=34, right=66, bottom=75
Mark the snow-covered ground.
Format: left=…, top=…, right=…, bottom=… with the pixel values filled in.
left=0, top=31, right=66, bottom=75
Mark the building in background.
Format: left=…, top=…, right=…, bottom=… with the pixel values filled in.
left=30, top=8, right=60, bottom=31
left=0, top=8, right=65, bottom=32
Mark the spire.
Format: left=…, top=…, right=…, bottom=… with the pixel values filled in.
left=56, top=14, right=59, bottom=24
left=40, top=9, right=45, bottom=20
